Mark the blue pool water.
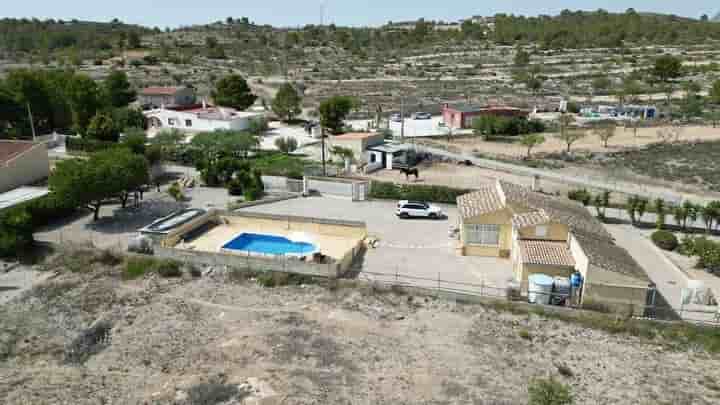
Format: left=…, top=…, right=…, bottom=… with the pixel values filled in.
left=222, top=233, right=317, bottom=256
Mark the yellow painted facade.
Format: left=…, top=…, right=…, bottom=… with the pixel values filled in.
left=460, top=208, right=514, bottom=257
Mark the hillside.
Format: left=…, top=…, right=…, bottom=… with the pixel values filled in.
left=0, top=18, right=154, bottom=59
left=2, top=250, right=720, bottom=404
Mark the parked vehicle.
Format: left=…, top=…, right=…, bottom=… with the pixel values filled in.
left=413, top=112, right=432, bottom=120
left=396, top=200, right=443, bottom=219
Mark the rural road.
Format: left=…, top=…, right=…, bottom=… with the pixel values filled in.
left=414, top=144, right=712, bottom=205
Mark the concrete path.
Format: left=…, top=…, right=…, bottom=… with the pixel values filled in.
left=606, top=223, right=686, bottom=315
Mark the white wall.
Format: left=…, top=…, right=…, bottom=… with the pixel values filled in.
left=0, top=144, right=50, bottom=192
left=365, top=151, right=384, bottom=173
left=568, top=233, right=589, bottom=277
left=146, top=109, right=261, bottom=133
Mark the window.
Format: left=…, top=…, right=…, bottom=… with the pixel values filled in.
left=465, top=224, right=500, bottom=246
left=185, top=119, right=192, bottom=127
left=535, top=225, right=548, bottom=238
left=369, top=153, right=376, bottom=163
left=168, top=118, right=176, bottom=126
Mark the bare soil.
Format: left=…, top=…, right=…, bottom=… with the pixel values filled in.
left=2, top=257, right=720, bottom=405
left=430, top=125, right=720, bottom=158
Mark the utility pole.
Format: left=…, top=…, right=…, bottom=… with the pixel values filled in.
left=400, top=96, right=405, bottom=142
left=26, top=102, right=37, bottom=142
left=321, top=125, right=327, bottom=176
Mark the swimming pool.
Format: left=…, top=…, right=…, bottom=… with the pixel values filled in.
left=221, top=233, right=317, bottom=256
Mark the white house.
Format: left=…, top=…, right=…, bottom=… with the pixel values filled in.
left=145, top=103, right=265, bottom=134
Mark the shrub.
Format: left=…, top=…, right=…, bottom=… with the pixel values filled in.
left=66, top=136, right=116, bottom=153
left=651, top=230, right=679, bottom=251
left=123, top=257, right=156, bottom=279
left=243, top=186, right=263, bottom=202
left=518, top=329, right=533, bottom=340
left=0, top=208, right=34, bottom=258
left=156, top=260, right=182, bottom=278
left=274, top=136, right=298, bottom=154
left=527, top=377, right=574, bottom=405
left=167, top=182, right=184, bottom=201
left=187, top=381, right=241, bottom=405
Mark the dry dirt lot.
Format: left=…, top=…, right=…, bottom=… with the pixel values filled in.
left=430, top=125, right=720, bottom=158
left=2, top=255, right=720, bottom=405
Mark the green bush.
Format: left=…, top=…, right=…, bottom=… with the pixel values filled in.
left=651, top=230, right=679, bottom=251
left=156, top=260, right=182, bottom=278
left=66, top=137, right=116, bottom=153
left=0, top=208, right=34, bottom=258
left=528, top=377, right=574, bottom=405
left=124, top=257, right=156, bottom=279
left=369, top=181, right=470, bottom=204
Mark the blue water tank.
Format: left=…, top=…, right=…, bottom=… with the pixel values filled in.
left=570, top=272, right=583, bottom=288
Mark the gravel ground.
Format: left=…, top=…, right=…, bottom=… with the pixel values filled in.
left=1, top=257, right=720, bottom=405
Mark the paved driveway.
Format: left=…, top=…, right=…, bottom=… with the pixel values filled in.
left=238, top=197, right=513, bottom=291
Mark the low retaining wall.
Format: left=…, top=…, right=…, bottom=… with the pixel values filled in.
left=221, top=211, right=368, bottom=239
left=155, top=245, right=349, bottom=278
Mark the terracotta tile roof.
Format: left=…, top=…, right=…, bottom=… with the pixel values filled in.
left=573, top=232, right=650, bottom=282
left=519, top=240, right=575, bottom=267
left=512, top=210, right=550, bottom=228
left=0, top=141, right=36, bottom=165
left=457, top=184, right=505, bottom=218
left=140, top=86, right=182, bottom=96
left=499, top=181, right=612, bottom=241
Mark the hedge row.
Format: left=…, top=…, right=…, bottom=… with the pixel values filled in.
left=369, top=181, right=471, bottom=204
left=66, top=137, right=116, bottom=153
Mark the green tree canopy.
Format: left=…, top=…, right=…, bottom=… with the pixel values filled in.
left=50, top=148, right=149, bottom=220
left=103, top=70, right=136, bottom=108
left=211, top=74, right=257, bottom=110
left=272, top=83, right=302, bottom=122
left=319, top=95, right=357, bottom=134
left=710, top=79, right=720, bottom=105
left=112, top=106, right=146, bottom=131
left=86, top=112, right=118, bottom=142
left=68, top=74, right=102, bottom=134
left=652, top=55, right=683, bottom=83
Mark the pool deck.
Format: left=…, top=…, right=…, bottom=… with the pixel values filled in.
left=183, top=221, right=358, bottom=260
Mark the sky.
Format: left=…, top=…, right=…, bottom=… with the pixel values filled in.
left=1, top=1, right=718, bottom=28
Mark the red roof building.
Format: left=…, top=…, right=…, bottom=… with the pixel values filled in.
left=442, top=103, right=529, bottom=129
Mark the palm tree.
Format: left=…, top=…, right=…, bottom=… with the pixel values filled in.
left=654, top=199, right=666, bottom=230
left=636, top=198, right=648, bottom=225
left=673, top=206, right=687, bottom=230
left=684, top=201, right=698, bottom=230
left=626, top=196, right=638, bottom=224
left=700, top=204, right=715, bottom=234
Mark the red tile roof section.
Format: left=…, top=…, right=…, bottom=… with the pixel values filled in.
left=140, top=87, right=181, bottom=96
left=0, top=141, right=36, bottom=165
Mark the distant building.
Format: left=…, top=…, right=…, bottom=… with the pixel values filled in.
left=139, top=86, right=196, bottom=109
left=0, top=140, right=50, bottom=193
left=442, top=103, right=529, bottom=129
left=329, top=132, right=411, bottom=172
left=145, top=103, right=265, bottom=134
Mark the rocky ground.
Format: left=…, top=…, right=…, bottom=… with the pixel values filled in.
left=2, top=253, right=720, bottom=405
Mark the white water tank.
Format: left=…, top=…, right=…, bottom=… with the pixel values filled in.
left=528, top=274, right=554, bottom=305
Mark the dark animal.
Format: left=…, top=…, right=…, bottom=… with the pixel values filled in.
left=400, top=167, right=420, bottom=180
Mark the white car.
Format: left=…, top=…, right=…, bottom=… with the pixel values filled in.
left=413, top=112, right=432, bottom=120
left=396, top=200, right=443, bottom=219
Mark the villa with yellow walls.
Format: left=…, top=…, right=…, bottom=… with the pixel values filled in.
left=457, top=180, right=653, bottom=315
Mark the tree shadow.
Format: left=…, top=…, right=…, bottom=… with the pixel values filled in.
left=84, top=198, right=189, bottom=235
